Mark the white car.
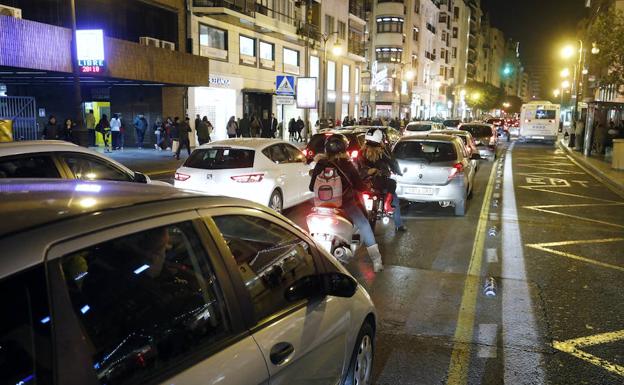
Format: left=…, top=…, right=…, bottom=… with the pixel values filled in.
left=0, top=140, right=166, bottom=185
left=404, top=121, right=446, bottom=135
left=174, top=139, right=313, bottom=212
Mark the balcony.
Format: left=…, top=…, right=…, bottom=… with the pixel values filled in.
left=297, top=22, right=322, bottom=42
left=349, top=0, right=366, bottom=21
left=193, top=0, right=255, bottom=18
left=348, top=32, right=366, bottom=58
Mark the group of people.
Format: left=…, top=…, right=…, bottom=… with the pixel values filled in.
left=225, top=113, right=280, bottom=139
left=287, top=117, right=306, bottom=142
left=309, top=128, right=405, bottom=273
left=591, top=119, right=623, bottom=155
left=42, top=115, right=77, bottom=143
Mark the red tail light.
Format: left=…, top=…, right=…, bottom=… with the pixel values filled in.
left=448, top=163, right=463, bottom=179
left=350, top=150, right=359, bottom=159
left=362, top=193, right=370, bottom=200
left=302, top=149, right=309, bottom=157
left=231, top=173, right=264, bottom=183
left=175, top=172, right=191, bottom=181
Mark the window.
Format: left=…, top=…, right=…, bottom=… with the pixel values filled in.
left=454, top=6, right=459, bottom=20
left=452, top=46, right=457, bottom=59
left=259, top=41, right=274, bottom=61
left=282, top=144, right=306, bottom=163
left=325, top=15, right=334, bottom=35
left=450, top=67, right=455, bottom=78
left=199, top=24, right=227, bottom=59
left=338, top=21, right=346, bottom=40
left=376, top=17, right=404, bottom=33
left=0, top=155, right=60, bottom=178
left=375, top=47, right=402, bottom=62
left=414, top=0, right=420, bottom=13
left=283, top=47, right=300, bottom=74
left=453, top=27, right=458, bottom=38
left=0, top=266, right=53, bottom=385
left=262, top=144, right=289, bottom=164
left=327, top=60, right=336, bottom=91
left=185, top=148, right=255, bottom=169
left=342, top=64, right=350, bottom=93
left=355, top=67, right=360, bottom=94
left=310, top=55, right=320, bottom=79
left=60, top=222, right=230, bottom=384
left=213, top=215, right=317, bottom=321
left=394, top=140, right=457, bottom=162
left=62, top=154, right=132, bottom=182
left=412, top=26, right=419, bottom=41
left=239, top=35, right=256, bottom=57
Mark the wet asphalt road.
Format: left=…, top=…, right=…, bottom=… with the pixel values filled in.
left=120, top=141, right=624, bottom=384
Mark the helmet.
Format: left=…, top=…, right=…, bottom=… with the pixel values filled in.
left=325, top=134, right=348, bottom=155
left=365, top=129, right=383, bottom=145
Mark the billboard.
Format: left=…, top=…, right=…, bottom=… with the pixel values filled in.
left=76, top=29, right=105, bottom=73
left=296, top=77, right=317, bottom=109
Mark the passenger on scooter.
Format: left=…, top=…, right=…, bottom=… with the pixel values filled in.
left=309, top=134, right=385, bottom=272
left=358, top=129, right=407, bottom=232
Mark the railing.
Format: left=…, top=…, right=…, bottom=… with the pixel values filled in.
left=349, top=0, right=366, bottom=20
left=298, top=22, right=322, bottom=41
left=0, top=96, right=38, bottom=140
left=255, top=3, right=297, bottom=26
left=348, top=38, right=366, bottom=57
left=193, top=0, right=255, bottom=17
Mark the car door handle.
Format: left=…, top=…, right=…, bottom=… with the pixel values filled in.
left=270, top=342, right=294, bottom=365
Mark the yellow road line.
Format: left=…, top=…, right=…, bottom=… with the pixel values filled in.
left=522, top=207, right=624, bottom=230
left=445, top=159, right=498, bottom=385
left=553, top=330, right=624, bottom=377
left=527, top=237, right=624, bottom=247
left=526, top=243, right=624, bottom=273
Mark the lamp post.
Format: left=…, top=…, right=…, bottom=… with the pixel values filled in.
left=319, top=31, right=342, bottom=123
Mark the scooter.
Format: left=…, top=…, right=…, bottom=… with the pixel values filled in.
left=362, top=190, right=392, bottom=231
left=306, top=206, right=359, bottom=264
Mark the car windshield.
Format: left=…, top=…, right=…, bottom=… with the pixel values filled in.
left=443, top=120, right=461, bottom=127
left=406, top=124, right=432, bottom=132
left=394, top=141, right=457, bottom=162
left=461, top=125, right=492, bottom=137
left=184, top=148, right=254, bottom=169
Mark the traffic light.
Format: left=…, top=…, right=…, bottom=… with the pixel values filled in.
left=503, top=64, right=512, bottom=76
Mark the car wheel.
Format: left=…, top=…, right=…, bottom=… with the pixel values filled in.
left=454, top=198, right=466, bottom=216
left=343, top=322, right=375, bottom=385
left=268, top=190, right=283, bottom=213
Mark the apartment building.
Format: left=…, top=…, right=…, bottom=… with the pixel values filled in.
left=188, top=0, right=366, bottom=139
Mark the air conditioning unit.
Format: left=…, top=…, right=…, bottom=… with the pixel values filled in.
left=0, top=5, right=22, bottom=19
left=139, top=36, right=160, bottom=48
left=160, top=40, right=175, bottom=51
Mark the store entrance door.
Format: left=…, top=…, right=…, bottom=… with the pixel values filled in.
left=243, top=92, right=273, bottom=123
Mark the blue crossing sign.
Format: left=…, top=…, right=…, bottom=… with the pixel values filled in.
left=276, top=75, right=295, bottom=96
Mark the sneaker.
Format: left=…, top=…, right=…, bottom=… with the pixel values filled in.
left=155, top=144, right=158, bottom=150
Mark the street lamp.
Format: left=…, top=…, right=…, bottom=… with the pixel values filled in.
left=553, top=89, right=560, bottom=98
left=561, top=45, right=575, bottom=59
left=319, top=31, right=342, bottom=122
left=405, top=70, right=415, bottom=81
left=561, top=80, right=571, bottom=89
left=560, top=68, right=570, bottom=78
left=591, top=42, right=600, bottom=55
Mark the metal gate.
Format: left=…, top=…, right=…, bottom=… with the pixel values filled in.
left=0, top=96, right=38, bottom=140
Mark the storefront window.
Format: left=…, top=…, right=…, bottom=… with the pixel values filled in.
left=310, top=55, right=320, bottom=79
left=342, top=64, right=350, bottom=93
left=240, top=35, right=256, bottom=57
left=259, top=41, right=274, bottom=61
left=355, top=67, right=360, bottom=94
left=283, top=47, right=300, bottom=74
left=327, top=60, right=336, bottom=91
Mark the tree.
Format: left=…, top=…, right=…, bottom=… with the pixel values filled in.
left=464, top=81, right=504, bottom=111
left=587, top=5, right=624, bottom=94
left=502, top=95, right=523, bottom=114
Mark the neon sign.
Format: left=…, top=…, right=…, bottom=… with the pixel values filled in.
left=76, top=30, right=105, bottom=73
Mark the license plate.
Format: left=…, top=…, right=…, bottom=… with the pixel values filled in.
left=364, top=198, right=373, bottom=210
left=406, top=187, right=433, bottom=195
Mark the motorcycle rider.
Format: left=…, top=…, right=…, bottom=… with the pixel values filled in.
left=358, top=129, right=407, bottom=232
left=309, top=134, right=385, bottom=272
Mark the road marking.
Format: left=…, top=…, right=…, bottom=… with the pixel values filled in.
left=477, top=324, right=498, bottom=358
left=486, top=248, right=498, bottom=263
left=502, top=143, right=546, bottom=384
left=526, top=238, right=624, bottom=272
left=518, top=185, right=622, bottom=202
left=523, top=205, right=624, bottom=229
left=489, top=213, right=499, bottom=221
left=445, top=157, right=498, bottom=385
left=553, top=330, right=624, bottom=377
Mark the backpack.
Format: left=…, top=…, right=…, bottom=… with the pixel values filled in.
left=313, top=162, right=345, bottom=208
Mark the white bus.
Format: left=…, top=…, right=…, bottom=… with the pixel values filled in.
left=519, top=101, right=560, bottom=143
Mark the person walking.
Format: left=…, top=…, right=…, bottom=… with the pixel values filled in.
left=296, top=116, right=305, bottom=142
left=85, top=109, right=96, bottom=146
left=97, top=114, right=111, bottom=152
left=194, top=114, right=201, bottom=136
left=133, top=113, right=148, bottom=149
left=42, top=115, right=60, bottom=140
left=239, top=113, right=251, bottom=137
left=196, top=116, right=210, bottom=145
left=250, top=114, right=262, bottom=138
left=226, top=116, right=238, bottom=138
left=175, top=117, right=192, bottom=160
left=163, top=117, right=173, bottom=150
left=60, top=118, right=74, bottom=143
left=110, top=114, right=122, bottom=150
left=288, top=118, right=296, bottom=141
left=153, top=118, right=163, bottom=150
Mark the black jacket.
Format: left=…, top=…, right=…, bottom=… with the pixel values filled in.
left=357, top=148, right=402, bottom=178
left=309, top=155, right=366, bottom=202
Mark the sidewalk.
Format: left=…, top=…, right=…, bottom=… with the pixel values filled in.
left=558, top=139, right=624, bottom=194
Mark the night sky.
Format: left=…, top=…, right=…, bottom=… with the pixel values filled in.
left=481, top=0, right=588, bottom=67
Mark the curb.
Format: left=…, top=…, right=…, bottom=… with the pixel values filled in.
left=558, top=141, right=624, bottom=196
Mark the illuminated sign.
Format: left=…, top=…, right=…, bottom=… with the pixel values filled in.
left=76, top=29, right=105, bottom=73
left=296, top=77, right=317, bottom=109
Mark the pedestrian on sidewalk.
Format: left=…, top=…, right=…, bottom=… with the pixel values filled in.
left=97, top=114, right=111, bottom=153
left=42, top=115, right=59, bottom=140
left=194, top=114, right=201, bottom=136
left=196, top=116, right=210, bottom=145
left=163, top=117, right=173, bottom=150
left=170, top=117, right=180, bottom=155
left=133, top=113, right=148, bottom=149
left=296, top=116, right=305, bottom=142
left=239, top=113, right=250, bottom=137
left=153, top=118, right=163, bottom=150
left=175, top=117, right=192, bottom=160
left=250, top=114, right=262, bottom=138
left=110, top=114, right=122, bottom=150
left=85, top=109, right=96, bottom=146
left=226, top=116, right=238, bottom=138
left=288, top=118, right=296, bottom=141
left=60, top=118, right=74, bottom=143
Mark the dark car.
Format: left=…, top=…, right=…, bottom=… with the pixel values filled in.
left=443, top=119, right=462, bottom=129
left=304, top=131, right=365, bottom=163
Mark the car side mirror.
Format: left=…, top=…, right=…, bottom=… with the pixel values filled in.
left=470, top=153, right=482, bottom=160
left=323, top=272, right=358, bottom=298
left=284, top=275, right=322, bottom=302
left=284, top=272, right=358, bottom=302
left=134, top=171, right=149, bottom=184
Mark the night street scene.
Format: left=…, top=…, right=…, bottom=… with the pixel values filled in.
left=1, top=0, right=624, bottom=384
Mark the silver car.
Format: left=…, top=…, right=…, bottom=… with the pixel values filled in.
left=393, top=134, right=479, bottom=216
left=458, top=123, right=498, bottom=161
left=0, top=179, right=376, bottom=385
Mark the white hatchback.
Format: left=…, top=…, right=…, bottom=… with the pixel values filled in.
left=174, top=139, right=313, bottom=212
left=404, top=121, right=446, bottom=135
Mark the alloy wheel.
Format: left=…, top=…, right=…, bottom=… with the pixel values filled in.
left=353, top=334, right=373, bottom=385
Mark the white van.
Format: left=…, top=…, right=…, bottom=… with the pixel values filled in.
left=519, top=101, right=560, bottom=143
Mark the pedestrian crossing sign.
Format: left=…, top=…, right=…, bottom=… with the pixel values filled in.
left=276, top=75, right=295, bottom=96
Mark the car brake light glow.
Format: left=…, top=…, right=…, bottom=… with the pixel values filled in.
left=362, top=193, right=370, bottom=201
left=231, top=173, right=264, bottom=183
left=175, top=172, right=191, bottom=181
left=448, top=163, right=463, bottom=179
left=302, top=149, right=309, bottom=157
left=350, top=150, right=359, bottom=159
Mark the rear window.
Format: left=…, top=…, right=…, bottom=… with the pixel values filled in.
left=184, top=148, right=254, bottom=169
left=460, top=125, right=492, bottom=137
left=443, top=120, right=461, bottom=128
left=394, top=141, right=457, bottom=162
left=406, top=124, right=432, bottom=132
left=534, top=109, right=556, bottom=119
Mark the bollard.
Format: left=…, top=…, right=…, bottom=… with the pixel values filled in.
left=492, top=199, right=499, bottom=208
left=484, top=277, right=497, bottom=296
left=488, top=226, right=497, bottom=237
